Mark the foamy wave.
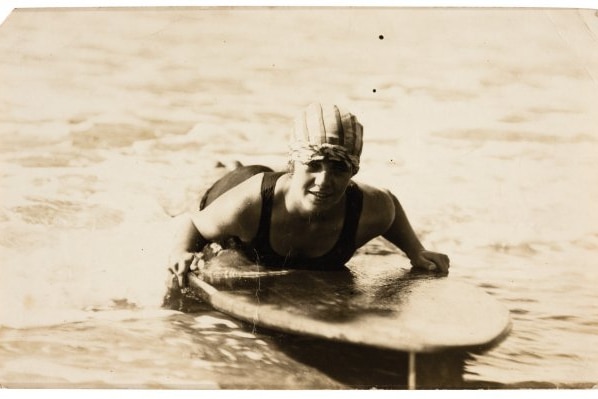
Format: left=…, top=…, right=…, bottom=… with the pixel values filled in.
left=0, top=217, right=184, bottom=329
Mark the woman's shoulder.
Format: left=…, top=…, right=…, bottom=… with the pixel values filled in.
left=353, top=181, right=395, bottom=230
left=353, top=181, right=394, bottom=207
left=194, top=173, right=267, bottom=241
left=216, top=172, right=266, bottom=210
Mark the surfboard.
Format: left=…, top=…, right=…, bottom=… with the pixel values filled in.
left=187, top=248, right=511, bottom=389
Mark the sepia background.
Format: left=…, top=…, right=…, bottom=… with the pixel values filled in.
left=0, top=7, right=597, bottom=388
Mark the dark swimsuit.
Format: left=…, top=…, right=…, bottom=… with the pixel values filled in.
left=199, top=165, right=363, bottom=270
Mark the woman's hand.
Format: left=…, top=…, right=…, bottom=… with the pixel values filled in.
left=168, top=252, right=203, bottom=288
left=410, top=250, right=450, bottom=275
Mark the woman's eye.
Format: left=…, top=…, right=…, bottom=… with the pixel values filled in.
left=306, top=162, right=323, bottom=172
left=331, top=162, right=350, bottom=173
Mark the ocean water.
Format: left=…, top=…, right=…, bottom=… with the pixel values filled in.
left=0, top=7, right=597, bottom=389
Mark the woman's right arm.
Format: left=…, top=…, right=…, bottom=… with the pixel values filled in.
left=167, top=218, right=209, bottom=288
left=167, top=174, right=264, bottom=287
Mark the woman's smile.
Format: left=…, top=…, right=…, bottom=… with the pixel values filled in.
left=307, top=188, right=335, bottom=204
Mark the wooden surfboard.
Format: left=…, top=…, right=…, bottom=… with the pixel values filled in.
left=187, top=248, right=511, bottom=388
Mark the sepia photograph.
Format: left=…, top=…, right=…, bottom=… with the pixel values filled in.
left=0, top=0, right=597, bottom=391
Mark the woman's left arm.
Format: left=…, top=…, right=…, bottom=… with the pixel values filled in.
left=381, top=191, right=450, bottom=274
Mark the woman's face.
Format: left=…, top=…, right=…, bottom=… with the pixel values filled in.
left=288, top=159, right=353, bottom=214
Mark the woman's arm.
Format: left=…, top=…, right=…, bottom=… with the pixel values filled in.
left=381, top=191, right=450, bottom=274
left=168, top=174, right=264, bottom=287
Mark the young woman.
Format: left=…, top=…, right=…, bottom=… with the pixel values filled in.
left=168, top=103, right=450, bottom=288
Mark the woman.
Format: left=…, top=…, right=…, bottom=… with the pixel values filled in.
left=168, top=103, right=450, bottom=288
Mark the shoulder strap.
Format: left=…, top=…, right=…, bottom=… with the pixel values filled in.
left=253, top=172, right=285, bottom=245
left=338, top=182, right=363, bottom=248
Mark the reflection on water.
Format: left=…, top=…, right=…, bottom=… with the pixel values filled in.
left=1, top=7, right=597, bottom=389
left=273, top=334, right=467, bottom=389
left=0, top=311, right=345, bottom=389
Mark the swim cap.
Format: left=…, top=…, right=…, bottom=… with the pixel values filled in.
left=289, top=103, right=363, bottom=174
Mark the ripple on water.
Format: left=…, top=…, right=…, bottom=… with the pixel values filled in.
left=11, top=199, right=124, bottom=229
left=509, top=308, right=530, bottom=316
left=191, top=314, right=241, bottom=330
left=70, top=123, right=157, bottom=149
left=11, top=150, right=105, bottom=167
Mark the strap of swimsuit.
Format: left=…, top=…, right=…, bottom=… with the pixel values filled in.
left=253, top=172, right=284, bottom=249
left=338, top=182, right=363, bottom=250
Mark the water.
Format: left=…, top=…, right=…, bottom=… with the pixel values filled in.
left=1, top=7, right=597, bottom=389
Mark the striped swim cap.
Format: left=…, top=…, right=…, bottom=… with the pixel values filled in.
left=289, top=103, right=363, bottom=174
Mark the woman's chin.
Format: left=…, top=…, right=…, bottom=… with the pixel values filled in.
left=302, top=194, right=337, bottom=213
